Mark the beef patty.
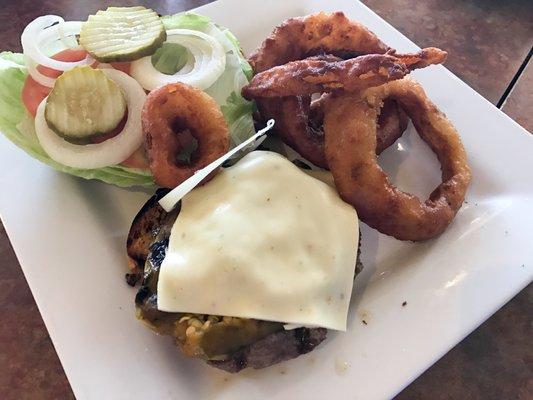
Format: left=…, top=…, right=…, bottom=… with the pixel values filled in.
left=126, top=189, right=361, bottom=372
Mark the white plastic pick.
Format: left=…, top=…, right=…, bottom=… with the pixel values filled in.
left=158, top=119, right=275, bottom=212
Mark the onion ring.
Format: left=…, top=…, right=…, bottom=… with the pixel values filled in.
left=256, top=89, right=408, bottom=168
left=256, top=94, right=410, bottom=168
left=324, top=78, right=471, bottom=241
left=142, top=83, right=230, bottom=188
left=249, top=12, right=389, bottom=72
left=375, top=99, right=408, bottom=153
left=242, top=48, right=447, bottom=99
left=309, top=94, right=408, bottom=155
left=247, top=12, right=405, bottom=168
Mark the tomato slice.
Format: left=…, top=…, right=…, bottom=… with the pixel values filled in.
left=21, top=49, right=89, bottom=117
left=37, top=48, right=89, bottom=79
left=109, top=62, right=131, bottom=75
left=21, top=49, right=134, bottom=117
left=21, top=77, right=50, bottom=117
left=21, top=49, right=146, bottom=170
left=121, top=147, right=150, bottom=169
left=90, top=115, right=149, bottom=169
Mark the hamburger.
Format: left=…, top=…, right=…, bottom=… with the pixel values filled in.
left=126, top=151, right=361, bottom=372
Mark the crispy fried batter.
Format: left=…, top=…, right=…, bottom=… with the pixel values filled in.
left=242, top=49, right=447, bottom=99
left=249, top=11, right=389, bottom=73
left=324, top=78, right=471, bottom=241
left=310, top=94, right=408, bottom=155
left=386, top=47, right=448, bottom=69
left=246, top=12, right=411, bottom=168
left=376, top=99, right=408, bottom=153
left=142, top=83, right=230, bottom=188
left=252, top=90, right=409, bottom=168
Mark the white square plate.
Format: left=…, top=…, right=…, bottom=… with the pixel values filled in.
left=1, top=0, right=532, bottom=399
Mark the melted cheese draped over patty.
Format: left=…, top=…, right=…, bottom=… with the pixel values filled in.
left=157, top=151, right=359, bottom=331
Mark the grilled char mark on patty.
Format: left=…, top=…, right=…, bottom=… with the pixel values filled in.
left=208, top=327, right=328, bottom=372
left=126, top=188, right=178, bottom=285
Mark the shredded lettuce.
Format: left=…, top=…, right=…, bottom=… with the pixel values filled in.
left=0, top=12, right=254, bottom=187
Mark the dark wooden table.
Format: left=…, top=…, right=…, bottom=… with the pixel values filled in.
left=0, top=1, right=531, bottom=399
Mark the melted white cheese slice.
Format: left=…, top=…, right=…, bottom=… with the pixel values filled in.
left=157, top=151, right=359, bottom=331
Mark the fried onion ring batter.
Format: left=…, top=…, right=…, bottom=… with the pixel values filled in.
left=142, top=83, right=230, bottom=188
left=324, top=78, right=471, bottom=241
left=376, top=99, right=409, bottom=153
left=242, top=49, right=447, bottom=99
left=309, top=94, right=408, bottom=155
left=247, top=12, right=405, bottom=168
left=249, top=12, right=389, bottom=73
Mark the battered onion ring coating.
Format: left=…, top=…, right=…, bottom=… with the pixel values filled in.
left=247, top=11, right=402, bottom=168
left=310, top=94, right=407, bottom=155
left=242, top=49, right=447, bottom=99
left=142, top=83, right=230, bottom=188
left=249, top=12, right=389, bottom=73
left=254, top=93, right=409, bottom=168
left=324, top=78, right=471, bottom=241
left=376, top=99, right=408, bottom=153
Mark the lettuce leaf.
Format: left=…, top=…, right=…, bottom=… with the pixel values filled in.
left=161, top=12, right=211, bottom=30
left=222, top=28, right=253, bottom=80
left=0, top=52, right=155, bottom=187
left=0, top=12, right=254, bottom=187
left=221, top=92, right=254, bottom=125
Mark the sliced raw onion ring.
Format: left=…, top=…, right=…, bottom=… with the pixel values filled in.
left=57, top=22, right=83, bottom=50
left=130, top=28, right=226, bottom=91
left=24, top=58, right=57, bottom=87
left=35, top=68, right=146, bottom=169
left=97, top=63, right=115, bottom=69
left=22, top=15, right=94, bottom=87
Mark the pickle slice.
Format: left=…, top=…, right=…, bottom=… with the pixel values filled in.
left=80, top=6, right=166, bottom=62
left=45, top=66, right=127, bottom=143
